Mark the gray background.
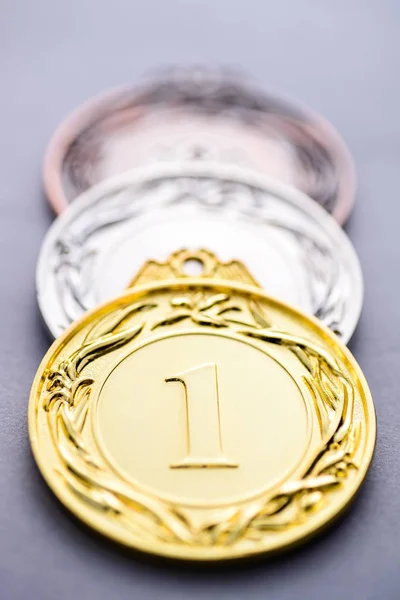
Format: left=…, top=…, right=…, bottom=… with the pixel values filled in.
left=1, top=1, right=399, bottom=598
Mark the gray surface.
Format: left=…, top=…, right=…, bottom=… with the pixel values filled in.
left=0, top=0, right=398, bottom=598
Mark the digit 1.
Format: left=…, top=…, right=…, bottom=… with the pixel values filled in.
left=165, top=362, right=238, bottom=469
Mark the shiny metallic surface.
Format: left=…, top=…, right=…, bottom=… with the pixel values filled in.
left=43, top=69, right=356, bottom=222
left=29, top=270, right=375, bottom=560
left=37, top=163, right=363, bottom=341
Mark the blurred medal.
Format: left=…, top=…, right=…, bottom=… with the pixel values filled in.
left=29, top=249, right=375, bottom=561
left=44, top=68, right=356, bottom=223
left=37, top=163, right=362, bottom=342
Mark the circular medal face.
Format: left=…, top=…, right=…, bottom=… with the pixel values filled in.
left=44, top=69, right=356, bottom=222
left=37, top=163, right=363, bottom=342
left=29, top=277, right=376, bottom=561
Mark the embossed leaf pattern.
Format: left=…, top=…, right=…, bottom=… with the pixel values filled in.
left=152, top=293, right=257, bottom=330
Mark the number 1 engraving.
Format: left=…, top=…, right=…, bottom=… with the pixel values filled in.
left=165, top=363, right=238, bottom=469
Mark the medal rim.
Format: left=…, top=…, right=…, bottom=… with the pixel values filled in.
left=29, top=277, right=376, bottom=561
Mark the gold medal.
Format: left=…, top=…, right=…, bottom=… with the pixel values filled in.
left=29, top=250, right=375, bottom=561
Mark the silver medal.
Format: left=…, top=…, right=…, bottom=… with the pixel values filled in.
left=37, top=163, right=363, bottom=341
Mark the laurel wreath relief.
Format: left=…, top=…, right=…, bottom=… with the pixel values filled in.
left=43, top=293, right=361, bottom=548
